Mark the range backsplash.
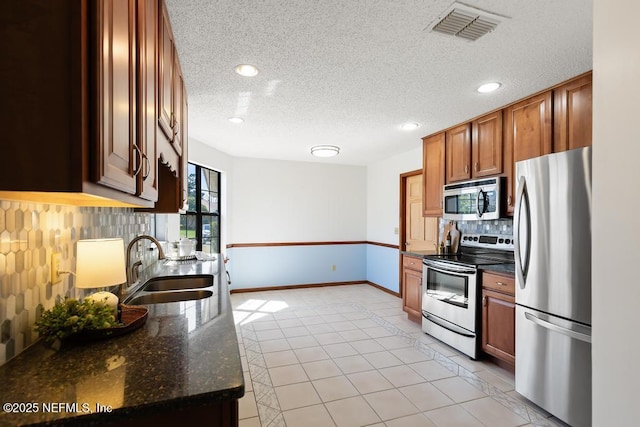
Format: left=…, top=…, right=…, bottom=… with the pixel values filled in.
left=439, top=217, right=514, bottom=240
left=0, top=199, right=152, bottom=365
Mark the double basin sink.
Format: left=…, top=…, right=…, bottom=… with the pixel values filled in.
left=126, top=275, right=214, bottom=305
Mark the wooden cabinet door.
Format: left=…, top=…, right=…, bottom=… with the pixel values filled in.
left=505, top=91, right=553, bottom=163
left=137, top=0, right=158, bottom=202
left=405, top=174, right=438, bottom=251
left=94, top=0, right=138, bottom=195
left=472, top=111, right=503, bottom=177
left=554, top=73, right=592, bottom=152
left=422, top=133, right=445, bottom=216
left=504, top=91, right=552, bottom=215
left=446, top=123, right=471, bottom=183
left=180, top=82, right=189, bottom=210
left=402, top=263, right=423, bottom=320
left=158, top=1, right=175, bottom=142
left=172, top=56, right=184, bottom=156
left=482, top=289, right=515, bottom=365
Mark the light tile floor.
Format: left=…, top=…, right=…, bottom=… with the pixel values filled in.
left=231, top=284, right=567, bottom=427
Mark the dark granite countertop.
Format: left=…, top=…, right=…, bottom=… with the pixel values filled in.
left=481, top=263, right=516, bottom=276
left=0, top=257, right=244, bottom=426
left=400, top=249, right=438, bottom=258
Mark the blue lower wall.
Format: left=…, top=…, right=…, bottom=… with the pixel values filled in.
left=366, top=244, right=400, bottom=294
left=226, top=243, right=400, bottom=293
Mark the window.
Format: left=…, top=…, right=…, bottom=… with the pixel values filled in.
left=180, top=163, right=220, bottom=254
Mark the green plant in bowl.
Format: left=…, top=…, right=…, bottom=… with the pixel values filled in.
left=35, top=298, right=122, bottom=343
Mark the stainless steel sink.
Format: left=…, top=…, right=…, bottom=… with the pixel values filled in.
left=142, top=275, right=213, bottom=291
left=128, top=290, right=213, bottom=305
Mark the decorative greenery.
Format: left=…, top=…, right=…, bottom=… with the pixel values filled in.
left=35, top=298, right=122, bottom=342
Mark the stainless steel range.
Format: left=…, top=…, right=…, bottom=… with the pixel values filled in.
left=422, top=233, right=514, bottom=359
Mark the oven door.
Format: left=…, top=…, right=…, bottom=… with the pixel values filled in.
left=422, top=260, right=477, bottom=332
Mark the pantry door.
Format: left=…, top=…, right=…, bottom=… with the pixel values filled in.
left=405, top=174, right=438, bottom=251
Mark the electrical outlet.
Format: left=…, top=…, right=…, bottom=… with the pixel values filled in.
left=51, top=252, right=62, bottom=284
left=331, top=265, right=336, bottom=271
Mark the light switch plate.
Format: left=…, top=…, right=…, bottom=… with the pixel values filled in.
left=51, top=252, right=62, bottom=284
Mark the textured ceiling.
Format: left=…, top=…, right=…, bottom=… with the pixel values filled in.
left=165, top=0, right=592, bottom=166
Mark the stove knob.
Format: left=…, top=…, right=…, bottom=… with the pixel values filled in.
left=473, top=237, right=478, bottom=241
left=505, top=238, right=511, bottom=244
left=498, top=238, right=504, bottom=244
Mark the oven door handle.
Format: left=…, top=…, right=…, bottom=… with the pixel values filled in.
left=423, top=260, right=476, bottom=275
left=422, top=312, right=475, bottom=338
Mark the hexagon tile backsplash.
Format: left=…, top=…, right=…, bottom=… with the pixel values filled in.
left=0, top=199, right=152, bottom=365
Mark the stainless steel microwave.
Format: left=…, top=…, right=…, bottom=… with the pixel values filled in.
left=442, top=177, right=502, bottom=221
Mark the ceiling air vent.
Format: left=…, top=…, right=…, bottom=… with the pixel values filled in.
left=428, top=3, right=504, bottom=41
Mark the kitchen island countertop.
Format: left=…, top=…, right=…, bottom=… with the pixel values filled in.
left=0, top=256, right=244, bottom=426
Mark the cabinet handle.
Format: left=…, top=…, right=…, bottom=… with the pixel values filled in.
left=465, top=164, right=469, bottom=174
left=474, top=162, right=478, bottom=172
left=142, top=153, right=151, bottom=180
left=495, top=282, right=507, bottom=287
left=507, top=195, right=513, bottom=206
left=482, top=296, right=487, bottom=306
left=133, top=145, right=143, bottom=177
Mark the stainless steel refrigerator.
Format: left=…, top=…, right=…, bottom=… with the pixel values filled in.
left=514, top=147, right=592, bottom=427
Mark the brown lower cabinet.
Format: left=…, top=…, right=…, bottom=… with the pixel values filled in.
left=481, top=271, right=515, bottom=365
left=402, top=255, right=423, bottom=321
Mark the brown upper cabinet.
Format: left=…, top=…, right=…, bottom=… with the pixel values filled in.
left=137, top=0, right=160, bottom=202
left=0, top=0, right=187, bottom=210
left=445, top=112, right=503, bottom=184
left=422, top=133, right=446, bottom=216
left=505, top=91, right=553, bottom=163
left=158, top=1, right=184, bottom=157
left=503, top=91, right=553, bottom=214
left=93, top=0, right=140, bottom=198
left=554, top=72, right=593, bottom=152
left=472, top=111, right=503, bottom=178
left=422, top=73, right=591, bottom=217
left=445, top=124, right=472, bottom=183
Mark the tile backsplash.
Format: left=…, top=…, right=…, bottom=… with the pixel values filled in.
left=439, top=218, right=514, bottom=239
left=0, top=199, right=152, bottom=365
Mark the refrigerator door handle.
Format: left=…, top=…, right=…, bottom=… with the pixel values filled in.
left=515, top=176, right=531, bottom=289
left=524, top=311, right=592, bottom=343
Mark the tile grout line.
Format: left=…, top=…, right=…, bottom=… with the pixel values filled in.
left=233, top=288, right=558, bottom=427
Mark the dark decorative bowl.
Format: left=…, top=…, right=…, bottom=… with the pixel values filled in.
left=69, top=304, right=149, bottom=341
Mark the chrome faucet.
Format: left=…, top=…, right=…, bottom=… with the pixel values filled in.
left=124, top=235, right=166, bottom=295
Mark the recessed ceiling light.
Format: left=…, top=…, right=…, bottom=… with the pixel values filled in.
left=228, top=117, right=244, bottom=124
left=234, top=64, right=259, bottom=77
left=310, top=145, right=340, bottom=157
left=400, top=122, right=421, bottom=131
left=477, top=82, right=501, bottom=93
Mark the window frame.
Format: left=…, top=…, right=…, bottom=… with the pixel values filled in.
left=181, top=162, right=220, bottom=253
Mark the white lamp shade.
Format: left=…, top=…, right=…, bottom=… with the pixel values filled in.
left=75, top=238, right=126, bottom=289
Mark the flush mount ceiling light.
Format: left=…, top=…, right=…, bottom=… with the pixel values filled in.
left=228, top=117, right=244, bottom=124
left=234, top=64, right=259, bottom=77
left=477, top=82, right=502, bottom=93
left=400, top=122, right=421, bottom=131
left=310, top=145, right=340, bottom=157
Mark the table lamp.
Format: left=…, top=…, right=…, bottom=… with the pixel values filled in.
left=75, top=238, right=126, bottom=314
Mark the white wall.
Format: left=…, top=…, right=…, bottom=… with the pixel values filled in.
left=592, top=0, right=640, bottom=424
left=229, top=157, right=367, bottom=243
left=366, top=145, right=422, bottom=245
